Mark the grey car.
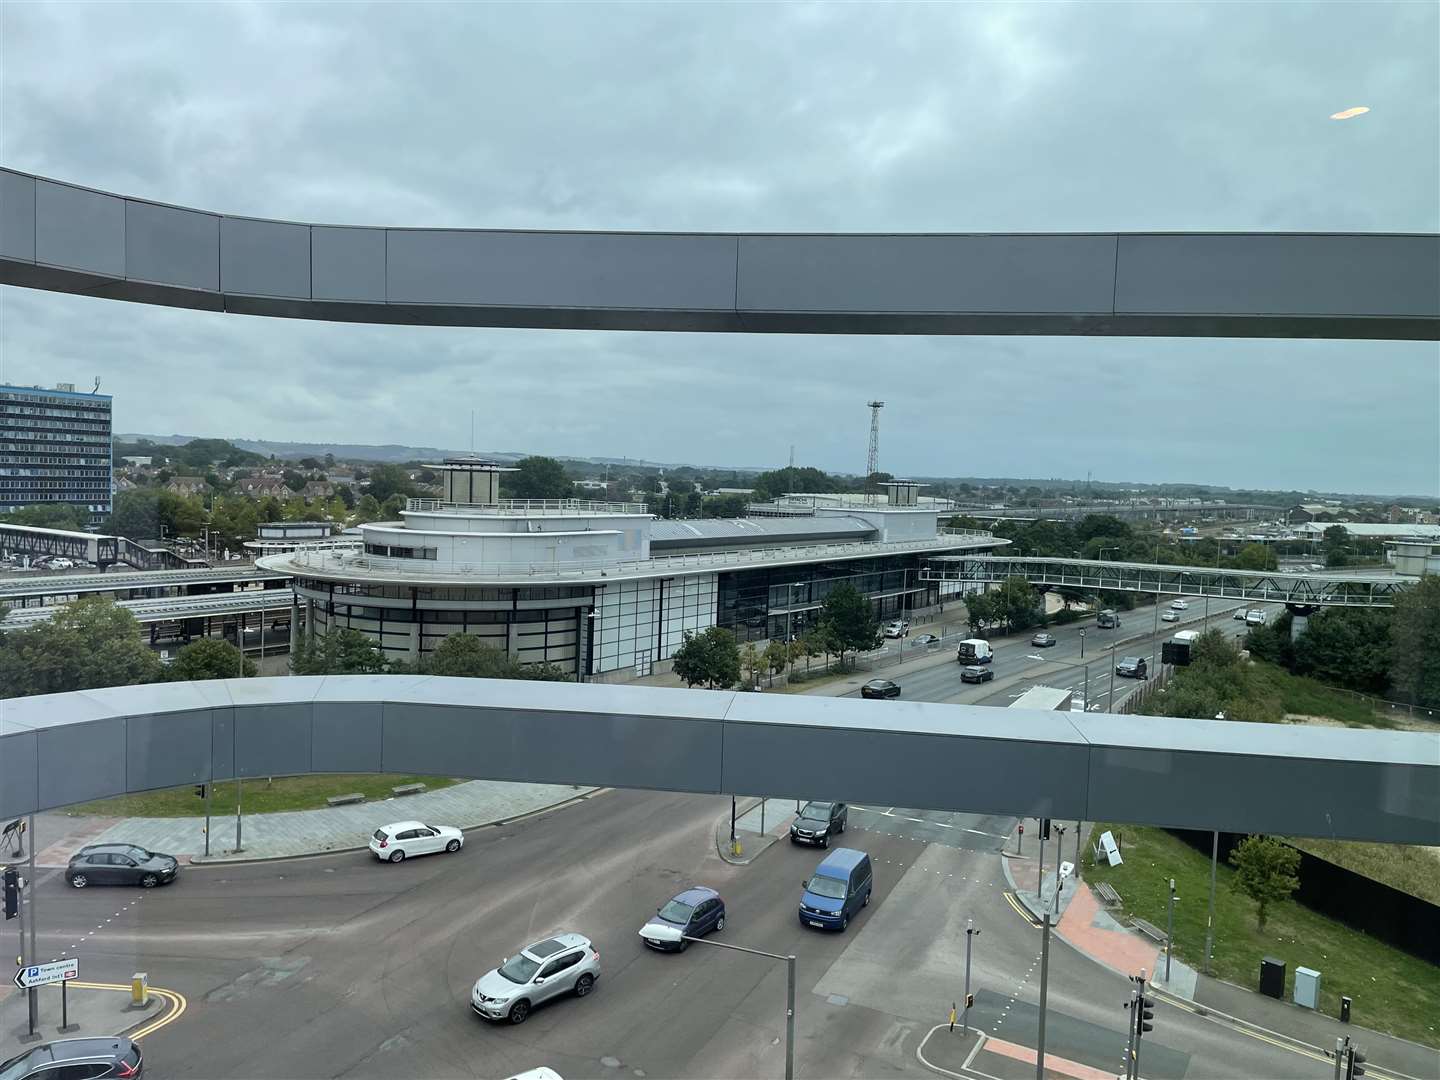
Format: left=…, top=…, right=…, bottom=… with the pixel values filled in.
left=471, top=933, right=600, bottom=1024
left=0, top=1037, right=143, bottom=1079
left=66, top=844, right=179, bottom=889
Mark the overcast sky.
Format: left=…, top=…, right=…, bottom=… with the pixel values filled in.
left=2, top=2, right=1437, bottom=495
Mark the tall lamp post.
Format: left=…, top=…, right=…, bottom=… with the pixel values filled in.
left=641, top=924, right=797, bottom=1080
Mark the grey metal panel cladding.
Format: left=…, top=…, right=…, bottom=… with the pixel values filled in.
left=220, top=216, right=311, bottom=298
left=722, top=723, right=1090, bottom=820
left=378, top=703, right=725, bottom=792
left=34, top=180, right=125, bottom=276
left=313, top=701, right=383, bottom=772
left=124, top=201, right=220, bottom=290
left=234, top=704, right=313, bottom=777
left=384, top=230, right=737, bottom=310
left=0, top=170, right=36, bottom=261
left=126, top=710, right=213, bottom=791
left=1115, top=234, right=1440, bottom=318
left=736, top=234, right=1118, bottom=314
left=312, top=227, right=386, bottom=302
left=38, top=720, right=128, bottom=808
left=210, top=708, right=235, bottom=782
left=0, top=730, right=38, bottom=820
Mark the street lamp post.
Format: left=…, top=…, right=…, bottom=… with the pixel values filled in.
left=640, top=925, right=797, bottom=1079
left=1204, top=830, right=1218, bottom=975
left=1079, top=628, right=1086, bottom=659
left=1165, top=878, right=1180, bottom=983
left=1108, top=644, right=1118, bottom=710
left=1036, top=860, right=1072, bottom=1079
left=962, top=919, right=980, bottom=1035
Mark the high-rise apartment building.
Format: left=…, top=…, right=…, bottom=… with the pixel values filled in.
left=0, top=382, right=114, bottom=525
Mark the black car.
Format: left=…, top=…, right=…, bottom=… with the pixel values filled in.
left=960, top=665, right=995, bottom=684
left=1115, top=656, right=1149, bottom=679
left=790, top=801, right=848, bottom=847
left=0, top=1036, right=143, bottom=1078
left=66, top=844, right=179, bottom=889
left=860, top=679, right=900, bottom=700
left=1030, top=632, right=1057, bottom=647
left=912, top=633, right=941, bottom=647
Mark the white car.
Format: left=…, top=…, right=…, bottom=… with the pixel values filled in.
left=1161, top=610, right=1180, bottom=623
left=1169, top=599, right=1189, bottom=611
left=1245, top=610, right=1266, bottom=626
left=472, top=933, right=600, bottom=1024
left=369, top=820, right=464, bottom=862
left=883, top=620, right=910, bottom=639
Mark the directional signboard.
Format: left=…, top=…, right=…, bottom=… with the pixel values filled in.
left=14, top=958, right=78, bottom=989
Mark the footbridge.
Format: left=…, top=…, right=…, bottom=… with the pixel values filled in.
left=0, top=523, right=210, bottom=571
left=951, top=502, right=1285, bottom=523
left=921, top=555, right=1410, bottom=608
left=3, top=168, right=1437, bottom=339
left=0, top=678, right=1434, bottom=844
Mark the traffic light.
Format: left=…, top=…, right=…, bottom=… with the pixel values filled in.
left=1137, top=995, right=1155, bottom=1036
left=3, top=866, right=18, bottom=920
left=1041, top=818, right=1051, bottom=841
left=194, top=784, right=207, bottom=799
left=1346, top=1046, right=1367, bottom=1079
left=965, top=993, right=974, bottom=1009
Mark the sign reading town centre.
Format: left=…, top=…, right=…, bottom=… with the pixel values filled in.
left=14, top=958, right=78, bottom=989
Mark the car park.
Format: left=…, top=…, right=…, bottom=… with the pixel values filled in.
left=799, top=848, right=873, bottom=932
left=860, top=678, right=900, bottom=699
left=471, top=933, right=600, bottom=1024
left=912, top=633, right=940, bottom=647
left=369, top=821, right=464, bottom=862
left=1030, top=632, right=1056, bottom=647
left=959, top=665, right=994, bottom=684
left=638, top=886, right=726, bottom=950
left=66, top=844, right=179, bottom=889
left=0, top=1037, right=143, bottom=1079
left=1115, top=656, right=1148, bottom=679
left=790, top=801, right=848, bottom=847
left=1170, top=599, right=1189, bottom=610
left=1162, top=610, right=1180, bottom=622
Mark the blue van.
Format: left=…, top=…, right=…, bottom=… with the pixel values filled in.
left=799, top=848, right=873, bottom=932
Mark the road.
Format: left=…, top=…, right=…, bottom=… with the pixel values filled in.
left=7, top=789, right=1336, bottom=1079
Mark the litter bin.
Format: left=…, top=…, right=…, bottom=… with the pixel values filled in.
left=1340, top=996, right=1352, bottom=1023
left=1259, top=956, right=1285, bottom=999
left=1294, top=966, right=1320, bottom=1009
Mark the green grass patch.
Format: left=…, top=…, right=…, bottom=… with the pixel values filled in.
left=64, top=774, right=463, bottom=817
left=1086, top=824, right=1440, bottom=1048
left=1285, top=838, right=1440, bottom=905
left=1249, top=661, right=1394, bottom=727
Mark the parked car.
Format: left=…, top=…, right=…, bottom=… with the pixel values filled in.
left=638, top=887, right=726, bottom=951
left=1030, top=632, right=1057, bottom=647
left=883, top=620, right=910, bottom=639
left=860, top=679, right=900, bottom=699
left=1115, top=656, right=1149, bottom=679
left=471, top=933, right=600, bottom=1024
left=1161, top=610, right=1180, bottom=623
left=912, top=633, right=940, bottom=647
left=369, top=821, right=464, bottom=863
left=799, top=848, right=873, bottom=932
left=1169, top=599, right=1189, bottom=611
left=66, top=844, right=178, bottom=889
left=790, top=801, right=848, bottom=847
left=960, top=665, right=994, bottom=684
left=0, top=1037, right=143, bottom=1079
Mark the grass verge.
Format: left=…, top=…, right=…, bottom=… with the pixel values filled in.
left=1085, top=824, right=1440, bottom=1048
left=1249, top=661, right=1395, bottom=728
left=64, top=774, right=463, bottom=817
left=1285, top=838, right=1440, bottom=905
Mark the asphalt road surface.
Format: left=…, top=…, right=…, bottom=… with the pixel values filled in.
left=9, top=788, right=1339, bottom=1079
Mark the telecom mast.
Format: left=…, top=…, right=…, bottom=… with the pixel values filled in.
left=865, top=400, right=885, bottom=504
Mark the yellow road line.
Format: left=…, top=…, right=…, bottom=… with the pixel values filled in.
left=1002, top=891, right=1040, bottom=927
left=70, top=980, right=187, bottom=1041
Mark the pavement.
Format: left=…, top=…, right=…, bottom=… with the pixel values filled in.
left=30, top=780, right=599, bottom=866
left=1, top=979, right=165, bottom=1047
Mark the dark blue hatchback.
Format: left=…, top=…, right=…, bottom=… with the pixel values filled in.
left=638, top=886, right=727, bottom=951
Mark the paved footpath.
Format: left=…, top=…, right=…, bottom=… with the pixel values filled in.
left=32, top=780, right=597, bottom=865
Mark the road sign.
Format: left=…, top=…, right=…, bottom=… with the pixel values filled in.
left=14, top=958, right=78, bottom=989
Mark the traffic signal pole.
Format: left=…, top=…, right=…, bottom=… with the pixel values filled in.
left=27, top=813, right=37, bottom=1034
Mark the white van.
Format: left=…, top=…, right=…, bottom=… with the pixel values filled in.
left=956, top=639, right=993, bottom=664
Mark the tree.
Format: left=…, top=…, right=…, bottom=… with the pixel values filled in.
left=818, top=583, right=881, bottom=666
left=762, top=640, right=790, bottom=686
left=703, top=493, right=750, bottom=518
left=1390, top=575, right=1440, bottom=707
left=0, top=597, right=162, bottom=697
left=354, top=494, right=384, bottom=523
left=110, top=489, right=163, bottom=540
left=1243, top=611, right=1295, bottom=668
left=1291, top=607, right=1392, bottom=695
left=741, top=642, right=765, bottom=690
left=1, top=504, right=90, bottom=530
left=168, top=638, right=255, bottom=680
left=506, top=456, right=573, bottom=501
left=282, top=469, right=308, bottom=492
left=1228, top=836, right=1301, bottom=930
left=965, top=590, right=998, bottom=635
left=418, top=634, right=571, bottom=681
left=1233, top=543, right=1276, bottom=571
left=994, top=575, right=1043, bottom=632
left=365, top=464, right=417, bottom=504
left=1074, top=515, right=1132, bottom=544
left=670, top=627, right=741, bottom=689
left=290, top=628, right=391, bottom=675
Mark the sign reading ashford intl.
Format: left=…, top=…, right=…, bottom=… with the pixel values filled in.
left=13, top=958, right=78, bottom=989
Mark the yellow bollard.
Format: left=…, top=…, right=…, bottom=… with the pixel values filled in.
left=731, top=839, right=743, bottom=857
left=131, top=972, right=148, bottom=1006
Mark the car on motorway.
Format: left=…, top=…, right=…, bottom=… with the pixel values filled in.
left=0, top=1037, right=143, bottom=1078
left=1115, top=656, right=1148, bottom=679
left=799, top=848, right=873, bottom=932
left=959, top=665, right=994, bottom=684
left=1169, top=599, right=1189, bottom=611
left=860, top=678, right=900, bottom=699
left=883, top=620, right=910, bottom=638
left=66, top=844, right=179, bottom=890
left=790, top=800, right=848, bottom=847
left=1030, top=632, right=1057, bottom=647
left=1245, top=609, right=1267, bottom=626
left=471, top=933, right=600, bottom=1024
left=638, top=886, right=726, bottom=951
left=912, top=633, right=940, bottom=647
left=369, top=820, right=464, bottom=863
left=1161, top=610, right=1180, bottom=623
left=1232, top=608, right=1248, bottom=620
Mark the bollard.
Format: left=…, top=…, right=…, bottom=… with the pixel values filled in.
left=131, top=972, right=149, bottom=1007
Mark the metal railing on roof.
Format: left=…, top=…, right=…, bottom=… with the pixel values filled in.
left=405, top=498, right=649, bottom=516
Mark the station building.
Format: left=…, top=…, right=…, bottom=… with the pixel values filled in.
left=259, top=460, right=1002, bottom=680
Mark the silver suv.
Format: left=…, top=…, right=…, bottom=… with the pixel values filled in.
left=471, top=933, right=600, bottom=1024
